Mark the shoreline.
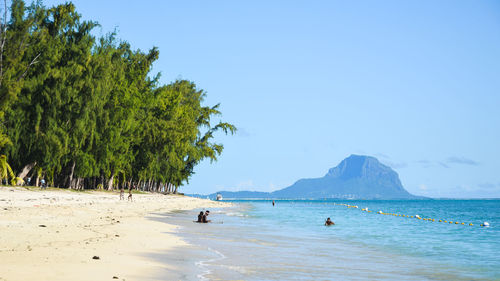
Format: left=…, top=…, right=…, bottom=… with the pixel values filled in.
left=148, top=205, right=245, bottom=280
left=0, top=186, right=229, bottom=281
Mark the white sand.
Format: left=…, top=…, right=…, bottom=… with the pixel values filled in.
left=0, top=186, right=228, bottom=281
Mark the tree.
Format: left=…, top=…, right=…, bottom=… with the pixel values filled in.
left=0, top=0, right=42, bottom=148
left=0, top=0, right=235, bottom=193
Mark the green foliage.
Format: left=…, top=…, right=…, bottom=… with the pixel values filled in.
left=0, top=154, right=14, bottom=182
left=0, top=154, right=22, bottom=184
left=0, top=0, right=235, bottom=192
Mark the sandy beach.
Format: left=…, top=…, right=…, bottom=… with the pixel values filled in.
left=0, top=186, right=228, bottom=281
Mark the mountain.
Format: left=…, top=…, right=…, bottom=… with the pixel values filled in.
left=270, top=155, right=417, bottom=199
left=203, top=155, right=420, bottom=199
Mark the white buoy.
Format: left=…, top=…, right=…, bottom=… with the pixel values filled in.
left=483, top=222, right=490, bottom=227
left=378, top=210, right=383, bottom=214
left=415, top=215, right=421, bottom=219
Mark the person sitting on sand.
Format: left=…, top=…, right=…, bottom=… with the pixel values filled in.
left=325, top=217, right=335, bottom=226
left=197, top=211, right=204, bottom=222
left=120, top=188, right=124, bottom=200
left=202, top=210, right=211, bottom=223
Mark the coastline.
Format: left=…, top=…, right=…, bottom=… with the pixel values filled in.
left=0, top=186, right=229, bottom=281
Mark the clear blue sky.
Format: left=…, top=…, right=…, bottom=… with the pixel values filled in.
left=43, top=0, right=500, bottom=198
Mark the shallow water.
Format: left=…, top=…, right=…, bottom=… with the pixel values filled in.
left=155, top=199, right=500, bottom=280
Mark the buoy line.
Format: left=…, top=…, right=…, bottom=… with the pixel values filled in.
left=332, top=203, right=490, bottom=228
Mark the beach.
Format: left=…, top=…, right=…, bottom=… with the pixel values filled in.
left=0, top=186, right=228, bottom=281
left=1, top=188, right=498, bottom=281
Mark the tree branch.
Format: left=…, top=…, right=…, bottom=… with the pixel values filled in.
left=18, top=52, right=41, bottom=81
left=0, top=0, right=7, bottom=87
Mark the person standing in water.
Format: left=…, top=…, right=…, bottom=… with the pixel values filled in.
left=325, top=218, right=335, bottom=226
left=272, top=200, right=275, bottom=206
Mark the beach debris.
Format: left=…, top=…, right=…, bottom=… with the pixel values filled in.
left=92, top=256, right=100, bottom=260
left=38, top=224, right=46, bottom=227
left=115, top=234, right=120, bottom=237
left=112, top=276, right=118, bottom=279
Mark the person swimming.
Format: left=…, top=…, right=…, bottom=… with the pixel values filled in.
left=272, top=200, right=275, bottom=206
left=325, top=217, right=335, bottom=226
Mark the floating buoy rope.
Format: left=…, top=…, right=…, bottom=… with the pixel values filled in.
left=332, top=203, right=488, bottom=228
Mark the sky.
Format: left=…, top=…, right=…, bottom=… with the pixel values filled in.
left=42, top=0, right=500, bottom=198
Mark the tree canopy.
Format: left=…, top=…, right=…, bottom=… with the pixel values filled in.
left=0, top=0, right=235, bottom=192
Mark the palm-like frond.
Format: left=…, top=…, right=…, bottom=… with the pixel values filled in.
left=0, top=155, right=17, bottom=184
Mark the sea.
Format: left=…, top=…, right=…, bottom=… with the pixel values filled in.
left=154, top=199, right=500, bottom=281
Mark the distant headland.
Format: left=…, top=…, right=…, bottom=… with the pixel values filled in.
left=200, top=155, right=423, bottom=200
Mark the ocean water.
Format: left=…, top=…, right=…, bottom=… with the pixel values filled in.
left=156, top=199, right=500, bottom=280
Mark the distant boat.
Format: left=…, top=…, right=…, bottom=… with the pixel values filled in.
left=216, top=193, right=223, bottom=201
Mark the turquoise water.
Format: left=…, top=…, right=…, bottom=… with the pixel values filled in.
left=159, top=199, right=500, bottom=280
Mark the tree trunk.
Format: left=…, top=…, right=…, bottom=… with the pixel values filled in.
left=100, top=171, right=105, bottom=189
left=174, top=185, right=178, bottom=194
left=67, top=161, right=76, bottom=189
left=107, top=171, right=115, bottom=191
left=16, top=162, right=36, bottom=179
left=75, top=177, right=81, bottom=190
left=69, top=178, right=75, bottom=189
